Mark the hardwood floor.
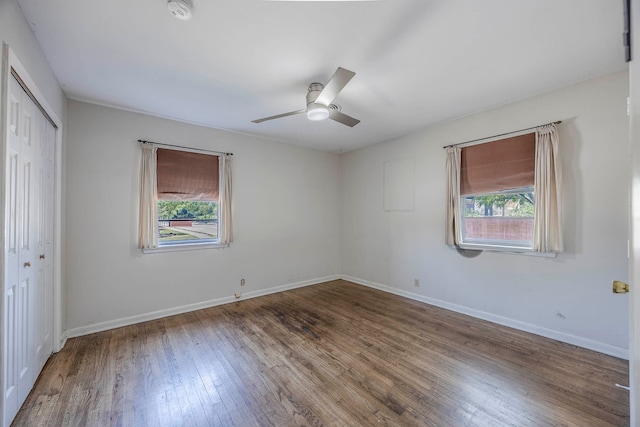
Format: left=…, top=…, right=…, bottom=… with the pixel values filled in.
left=13, top=280, right=629, bottom=426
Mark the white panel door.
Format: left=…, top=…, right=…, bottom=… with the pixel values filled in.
left=34, top=118, right=54, bottom=373
left=3, top=75, right=22, bottom=427
left=3, top=74, right=54, bottom=427
left=15, top=78, right=38, bottom=410
left=17, top=84, right=38, bottom=407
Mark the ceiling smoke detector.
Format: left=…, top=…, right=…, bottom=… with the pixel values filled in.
left=168, top=0, right=193, bottom=20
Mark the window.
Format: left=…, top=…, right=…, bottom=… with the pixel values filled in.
left=446, top=124, right=562, bottom=253
left=461, top=186, right=535, bottom=249
left=158, top=201, right=218, bottom=244
left=458, top=133, right=536, bottom=250
left=138, top=143, right=233, bottom=252
left=156, top=148, right=220, bottom=246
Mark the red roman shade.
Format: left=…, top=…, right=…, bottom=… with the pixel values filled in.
left=460, top=132, right=535, bottom=196
left=156, top=148, right=219, bottom=201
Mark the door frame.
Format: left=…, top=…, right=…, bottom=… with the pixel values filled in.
left=631, top=0, right=640, bottom=423
left=0, top=43, right=64, bottom=425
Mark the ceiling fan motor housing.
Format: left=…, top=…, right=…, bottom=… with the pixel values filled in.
left=306, top=83, right=324, bottom=105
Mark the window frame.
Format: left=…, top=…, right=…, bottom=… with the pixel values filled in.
left=446, top=124, right=561, bottom=255
left=453, top=131, right=550, bottom=256
left=457, top=185, right=555, bottom=256
left=142, top=146, right=229, bottom=254
left=142, top=239, right=228, bottom=254
left=459, top=186, right=535, bottom=252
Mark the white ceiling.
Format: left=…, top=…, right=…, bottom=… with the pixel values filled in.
left=17, top=0, right=627, bottom=152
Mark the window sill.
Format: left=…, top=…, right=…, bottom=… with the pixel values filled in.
left=457, top=243, right=557, bottom=258
left=142, top=242, right=229, bottom=254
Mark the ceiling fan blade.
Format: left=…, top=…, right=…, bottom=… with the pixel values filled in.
left=252, top=109, right=306, bottom=123
left=315, top=67, right=356, bottom=106
left=329, top=109, right=360, bottom=127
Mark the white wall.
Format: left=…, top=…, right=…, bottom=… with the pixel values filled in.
left=341, top=71, right=630, bottom=357
left=64, top=100, right=341, bottom=332
left=0, top=0, right=66, bottom=120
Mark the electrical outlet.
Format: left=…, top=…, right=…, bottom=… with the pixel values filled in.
left=241, top=278, right=245, bottom=286
left=414, top=279, right=420, bottom=287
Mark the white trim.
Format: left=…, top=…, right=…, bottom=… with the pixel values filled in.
left=63, top=275, right=340, bottom=339
left=0, top=43, right=8, bottom=427
left=142, top=242, right=229, bottom=254
left=341, top=275, right=629, bottom=360
left=5, top=50, right=62, bottom=128
left=456, top=243, right=557, bottom=257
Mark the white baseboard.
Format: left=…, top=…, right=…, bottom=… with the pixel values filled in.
left=62, top=273, right=628, bottom=361
left=62, top=275, right=340, bottom=341
left=56, top=336, right=67, bottom=353
left=341, top=275, right=629, bottom=360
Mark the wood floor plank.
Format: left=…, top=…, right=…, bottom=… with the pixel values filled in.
left=12, top=280, right=630, bottom=426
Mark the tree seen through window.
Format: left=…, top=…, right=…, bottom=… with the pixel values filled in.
left=157, top=200, right=218, bottom=242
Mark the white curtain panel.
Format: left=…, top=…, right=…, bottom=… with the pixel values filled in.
left=138, top=143, right=158, bottom=249
left=445, top=146, right=462, bottom=246
left=220, top=154, right=233, bottom=244
left=533, top=124, right=563, bottom=252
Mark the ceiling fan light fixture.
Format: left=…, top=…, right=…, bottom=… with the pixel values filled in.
left=307, top=103, right=330, bottom=121
left=252, top=67, right=359, bottom=127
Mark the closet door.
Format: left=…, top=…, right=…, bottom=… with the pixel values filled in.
left=4, top=73, right=38, bottom=419
left=3, top=74, right=53, bottom=427
left=3, top=70, right=23, bottom=427
left=34, top=118, right=54, bottom=372
left=15, top=81, right=38, bottom=407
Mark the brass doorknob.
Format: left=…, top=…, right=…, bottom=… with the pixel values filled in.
left=23, top=262, right=31, bottom=268
left=613, top=280, right=629, bottom=293
left=39, top=254, right=45, bottom=259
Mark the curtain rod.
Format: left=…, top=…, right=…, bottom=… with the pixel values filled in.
left=442, top=121, right=561, bottom=149
left=138, top=139, right=233, bottom=156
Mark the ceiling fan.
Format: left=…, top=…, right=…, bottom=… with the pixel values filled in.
left=252, top=67, right=360, bottom=127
